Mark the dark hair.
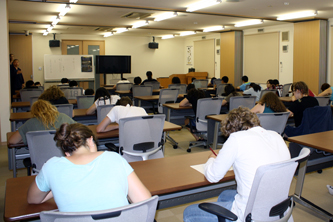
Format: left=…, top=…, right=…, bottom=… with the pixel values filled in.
left=293, top=81, right=308, bottom=95
left=146, top=71, right=153, bottom=80
left=25, top=80, right=35, bottom=88
left=186, top=84, right=195, bottom=92
left=273, top=79, right=279, bottom=85
left=191, top=77, right=196, bottom=82
left=259, top=92, right=287, bottom=112
left=321, top=83, right=330, bottom=92
left=61, top=78, right=69, bottom=84
left=172, top=77, right=181, bottom=84
left=54, top=123, right=97, bottom=154
left=34, top=81, right=41, bottom=86
left=242, top=76, right=248, bottom=82
left=222, top=76, right=229, bottom=83
left=249, top=83, right=261, bottom=92
left=69, top=80, right=78, bottom=87
left=85, top=88, right=94, bottom=95
left=116, top=96, right=132, bottom=106
left=266, top=79, right=276, bottom=89
left=134, top=77, right=142, bottom=85
left=121, top=78, right=127, bottom=81
left=210, top=77, right=216, bottom=85
left=187, top=88, right=205, bottom=101
left=94, top=87, right=110, bottom=102
left=224, top=84, right=236, bottom=96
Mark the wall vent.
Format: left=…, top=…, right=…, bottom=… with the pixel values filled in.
left=216, top=39, right=220, bottom=46
left=282, top=31, right=289, bottom=42
left=121, top=12, right=151, bottom=19
left=258, top=28, right=264, bottom=33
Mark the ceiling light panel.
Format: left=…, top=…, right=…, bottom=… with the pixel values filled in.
left=180, top=31, right=197, bottom=36
left=277, top=11, right=317, bottom=20
left=234, top=19, right=263, bottom=27
left=132, top=21, right=149, bottom=29
left=186, top=0, right=222, bottom=12
left=154, top=12, right=178, bottom=22
left=203, top=25, right=224, bottom=32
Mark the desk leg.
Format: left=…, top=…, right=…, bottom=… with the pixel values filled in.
left=12, top=148, right=16, bottom=178
left=211, top=121, right=220, bottom=150
left=138, top=100, right=141, bottom=107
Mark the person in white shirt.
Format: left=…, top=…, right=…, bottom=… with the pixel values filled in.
left=86, top=87, right=120, bottom=115
left=183, top=107, right=290, bottom=222
left=243, top=83, right=261, bottom=102
left=96, top=97, right=147, bottom=132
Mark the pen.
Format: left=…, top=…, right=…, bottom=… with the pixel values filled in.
left=209, top=147, right=217, bottom=156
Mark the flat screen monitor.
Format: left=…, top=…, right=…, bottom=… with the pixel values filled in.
left=95, top=55, right=131, bottom=74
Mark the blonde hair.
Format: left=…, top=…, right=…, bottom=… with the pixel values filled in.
left=31, top=100, right=59, bottom=129
left=39, top=85, right=65, bottom=101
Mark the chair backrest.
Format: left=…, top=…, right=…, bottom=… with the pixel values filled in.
left=168, top=84, right=187, bottom=94
left=132, top=85, right=153, bottom=97
left=144, top=81, right=160, bottom=90
left=26, top=130, right=64, bottom=174
left=77, top=95, right=95, bottom=109
left=40, top=195, right=159, bottom=222
left=158, top=88, right=179, bottom=113
left=20, top=89, right=43, bottom=102
left=126, top=77, right=135, bottom=84
left=196, top=98, right=223, bottom=132
left=281, top=83, right=292, bottom=97
left=119, top=115, right=165, bottom=162
left=193, top=79, right=208, bottom=89
left=97, top=104, right=114, bottom=124
left=29, top=96, right=39, bottom=109
left=315, top=96, right=330, bottom=106
left=229, top=96, right=256, bottom=111
left=260, top=89, right=277, bottom=99
left=213, top=78, right=222, bottom=87
left=61, top=87, right=83, bottom=100
left=216, top=84, right=227, bottom=97
left=116, top=83, right=133, bottom=91
left=55, top=104, right=74, bottom=118
left=244, top=148, right=311, bottom=222
left=256, top=112, right=290, bottom=135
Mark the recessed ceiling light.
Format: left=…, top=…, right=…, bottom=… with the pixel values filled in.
left=284, top=2, right=289, bottom=5
left=186, top=0, right=222, bottom=12
left=277, top=11, right=317, bottom=20
left=234, top=19, right=263, bottom=27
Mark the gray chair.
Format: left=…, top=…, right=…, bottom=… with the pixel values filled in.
left=213, top=78, right=222, bottom=87
left=55, top=104, right=74, bottom=118
left=40, top=195, right=159, bottom=222
left=119, top=115, right=165, bottom=162
left=97, top=104, right=114, bottom=124
left=29, top=96, right=39, bottom=109
left=229, top=96, right=256, bottom=111
left=77, top=95, right=95, bottom=109
left=216, top=84, right=227, bottom=97
left=193, top=79, right=208, bottom=89
left=61, top=87, right=83, bottom=100
left=158, top=88, right=179, bottom=114
left=132, top=85, right=153, bottom=106
left=315, top=96, right=330, bottom=106
left=144, top=81, right=160, bottom=90
left=260, top=89, right=277, bottom=99
left=168, top=84, right=187, bottom=94
left=116, top=83, right=133, bottom=91
left=188, top=98, right=223, bottom=152
left=281, top=83, right=292, bottom=97
left=257, top=112, right=290, bottom=135
left=20, top=88, right=43, bottom=102
left=198, top=148, right=311, bottom=222
left=26, top=130, right=64, bottom=174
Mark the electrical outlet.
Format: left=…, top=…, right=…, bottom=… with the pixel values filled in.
left=38, top=66, right=42, bottom=71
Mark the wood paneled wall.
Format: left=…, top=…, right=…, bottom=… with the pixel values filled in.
left=294, top=20, right=327, bottom=95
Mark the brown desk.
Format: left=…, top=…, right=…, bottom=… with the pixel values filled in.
left=288, top=131, right=333, bottom=221
left=206, top=114, right=228, bottom=150
left=4, top=151, right=235, bottom=222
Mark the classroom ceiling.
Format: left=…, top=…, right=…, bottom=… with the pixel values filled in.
left=8, top=0, right=333, bottom=38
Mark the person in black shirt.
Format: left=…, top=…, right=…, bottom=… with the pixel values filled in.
left=10, top=59, right=24, bottom=98
left=141, top=71, right=157, bottom=85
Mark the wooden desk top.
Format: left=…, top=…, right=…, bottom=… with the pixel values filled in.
left=4, top=151, right=234, bottom=222
left=11, top=100, right=77, bottom=108
left=288, top=130, right=333, bottom=153
left=279, top=97, right=293, bottom=102
left=73, top=109, right=95, bottom=117
left=206, top=114, right=228, bottom=122
left=163, top=103, right=192, bottom=110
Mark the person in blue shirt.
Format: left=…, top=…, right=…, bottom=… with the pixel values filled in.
left=27, top=123, right=151, bottom=212
left=236, top=76, right=250, bottom=91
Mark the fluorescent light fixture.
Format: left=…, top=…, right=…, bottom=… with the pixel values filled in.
left=51, top=15, right=61, bottom=26
left=59, top=4, right=71, bottom=16
left=186, top=0, right=222, bottom=12
left=234, top=19, right=263, bottom=27
left=162, top=35, right=175, bottom=39
left=154, top=12, right=178, bottom=22
left=132, top=20, right=149, bottom=29
left=114, top=28, right=129, bottom=34
left=47, top=25, right=54, bottom=32
left=103, top=32, right=113, bottom=37
left=203, top=25, right=224, bottom=32
left=69, top=0, right=78, bottom=3
left=43, top=31, right=49, bottom=36
left=277, top=11, right=317, bottom=21
left=180, top=31, right=196, bottom=36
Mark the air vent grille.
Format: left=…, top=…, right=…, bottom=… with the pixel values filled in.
left=122, top=12, right=151, bottom=19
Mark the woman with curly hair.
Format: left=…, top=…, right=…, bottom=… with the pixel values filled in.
left=183, top=107, right=290, bottom=222
left=251, top=92, right=287, bottom=113
left=8, top=100, right=75, bottom=144
left=39, top=85, right=69, bottom=104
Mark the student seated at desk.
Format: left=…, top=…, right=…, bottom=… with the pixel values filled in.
left=86, top=87, right=120, bottom=115
left=318, top=83, right=333, bottom=101
left=39, top=85, right=69, bottom=105
left=84, top=88, right=94, bottom=95
left=243, top=83, right=261, bottom=102
left=8, top=100, right=75, bottom=145
left=141, top=71, right=157, bottom=85
left=222, top=84, right=242, bottom=107
left=24, top=80, right=38, bottom=89
left=27, top=123, right=151, bottom=212
left=207, top=77, right=216, bottom=88
left=236, top=76, right=250, bottom=91
left=183, top=107, right=290, bottom=222
left=96, top=97, right=147, bottom=132
left=251, top=92, right=287, bottom=113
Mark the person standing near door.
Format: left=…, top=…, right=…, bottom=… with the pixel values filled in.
left=10, top=59, right=25, bottom=99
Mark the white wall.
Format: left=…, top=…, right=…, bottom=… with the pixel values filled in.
left=32, top=34, right=185, bottom=85
left=0, top=0, right=11, bottom=142
left=243, top=23, right=294, bottom=85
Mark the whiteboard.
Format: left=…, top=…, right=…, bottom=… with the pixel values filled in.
left=44, top=55, right=95, bottom=81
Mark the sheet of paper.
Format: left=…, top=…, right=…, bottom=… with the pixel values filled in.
left=190, top=164, right=233, bottom=175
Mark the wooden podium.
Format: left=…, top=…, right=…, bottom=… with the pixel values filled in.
left=157, top=72, right=208, bottom=88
